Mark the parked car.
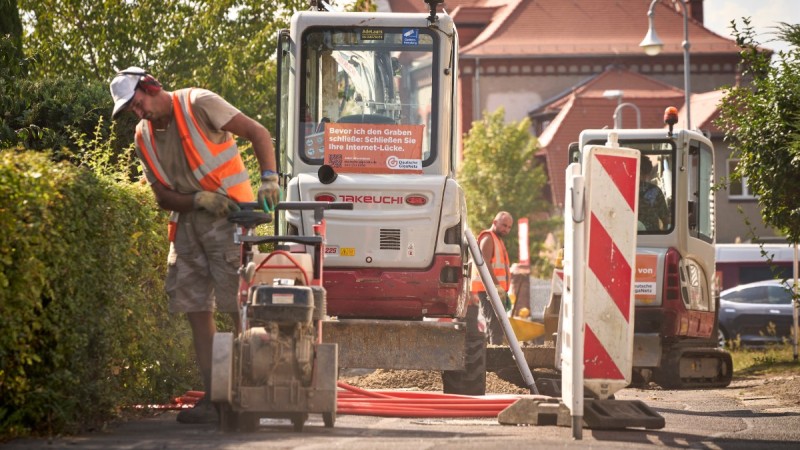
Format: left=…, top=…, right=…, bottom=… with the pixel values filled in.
left=718, top=279, right=797, bottom=347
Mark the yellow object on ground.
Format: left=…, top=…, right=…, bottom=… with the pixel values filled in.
left=517, top=307, right=530, bottom=318
left=509, top=316, right=545, bottom=342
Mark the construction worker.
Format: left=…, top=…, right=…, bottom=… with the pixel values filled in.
left=110, top=67, right=279, bottom=424
left=471, top=211, right=513, bottom=345
left=638, top=156, right=670, bottom=231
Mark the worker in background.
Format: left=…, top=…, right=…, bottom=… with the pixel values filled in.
left=638, top=156, right=670, bottom=231
left=109, top=67, right=280, bottom=424
left=471, top=211, right=513, bottom=345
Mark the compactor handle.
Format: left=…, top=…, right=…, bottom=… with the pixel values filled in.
left=274, top=201, right=354, bottom=224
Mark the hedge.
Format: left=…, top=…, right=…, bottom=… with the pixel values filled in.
left=0, top=76, right=137, bottom=161
left=0, top=149, right=197, bottom=438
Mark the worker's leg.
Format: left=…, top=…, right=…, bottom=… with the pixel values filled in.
left=205, top=214, right=241, bottom=333
left=479, top=292, right=504, bottom=345
left=187, top=311, right=216, bottom=394
left=166, top=211, right=225, bottom=424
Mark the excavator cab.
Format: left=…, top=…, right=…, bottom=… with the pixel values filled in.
left=270, top=6, right=480, bottom=394
left=576, top=128, right=731, bottom=389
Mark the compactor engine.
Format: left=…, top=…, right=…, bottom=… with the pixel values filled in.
left=238, top=284, right=316, bottom=391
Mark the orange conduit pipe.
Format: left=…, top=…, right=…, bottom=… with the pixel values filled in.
left=148, top=384, right=523, bottom=418
left=335, top=381, right=519, bottom=418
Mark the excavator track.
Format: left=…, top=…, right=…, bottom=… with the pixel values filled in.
left=653, top=346, right=733, bottom=389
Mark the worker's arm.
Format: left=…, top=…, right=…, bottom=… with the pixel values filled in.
left=479, top=235, right=499, bottom=285
left=150, top=181, right=194, bottom=213
left=223, top=112, right=280, bottom=209
left=222, top=112, right=277, bottom=173
left=150, top=182, right=239, bottom=217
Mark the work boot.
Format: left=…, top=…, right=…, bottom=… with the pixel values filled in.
left=176, top=395, right=218, bottom=424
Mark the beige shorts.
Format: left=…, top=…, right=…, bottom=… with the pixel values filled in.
left=165, top=210, right=240, bottom=313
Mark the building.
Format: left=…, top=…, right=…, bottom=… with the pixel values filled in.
left=382, top=0, right=784, bottom=243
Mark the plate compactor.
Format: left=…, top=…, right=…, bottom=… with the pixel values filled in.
left=210, top=201, right=352, bottom=432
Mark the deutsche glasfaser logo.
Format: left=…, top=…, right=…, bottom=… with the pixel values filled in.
left=386, top=156, right=421, bottom=170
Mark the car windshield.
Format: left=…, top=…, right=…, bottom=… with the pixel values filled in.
left=722, top=283, right=794, bottom=305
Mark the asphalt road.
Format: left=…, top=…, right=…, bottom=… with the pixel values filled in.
left=6, top=383, right=800, bottom=450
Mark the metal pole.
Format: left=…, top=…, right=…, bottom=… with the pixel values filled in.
left=465, top=228, right=539, bottom=395
left=679, top=0, right=692, bottom=130
left=613, top=103, right=642, bottom=129
left=643, top=0, right=691, bottom=129
left=570, top=174, right=586, bottom=440
left=793, top=243, right=798, bottom=360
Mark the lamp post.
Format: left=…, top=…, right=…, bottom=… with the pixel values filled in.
left=613, top=103, right=642, bottom=129
left=602, top=90, right=641, bottom=129
left=640, top=0, right=692, bottom=130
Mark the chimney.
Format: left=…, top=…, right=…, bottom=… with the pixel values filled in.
left=687, top=0, right=704, bottom=24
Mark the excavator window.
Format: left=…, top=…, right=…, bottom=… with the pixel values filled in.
left=585, top=139, right=675, bottom=234
left=298, top=27, right=438, bottom=166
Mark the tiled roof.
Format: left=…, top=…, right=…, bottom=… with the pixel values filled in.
left=680, top=89, right=726, bottom=135
left=387, top=0, right=739, bottom=57
left=532, top=67, right=685, bottom=115
left=537, top=68, right=685, bottom=207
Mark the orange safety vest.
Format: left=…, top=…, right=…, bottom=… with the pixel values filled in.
left=470, top=230, right=510, bottom=292
left=135, top=89, right=254, bottom=241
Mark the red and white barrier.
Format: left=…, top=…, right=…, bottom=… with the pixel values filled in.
left=560, top=135, right=640, bottom=438
left=582, top=144, right=639, bottom=398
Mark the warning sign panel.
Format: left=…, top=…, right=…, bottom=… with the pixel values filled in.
left=634, top=254, right=658, bottom=304
left=324, top=123, right=424, bottom=174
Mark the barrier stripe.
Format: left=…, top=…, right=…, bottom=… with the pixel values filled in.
left=584, top=325, right=625, bottom=380
left=588, top=213, right=632, bottom=322
left=594, top=154, right=638, bottom=211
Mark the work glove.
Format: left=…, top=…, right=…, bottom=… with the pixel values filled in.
left=258, top=172, right=280, bottom=212
left=193, top=191, right=239, bottom=218
left=495, top=285, right=511, bottom=311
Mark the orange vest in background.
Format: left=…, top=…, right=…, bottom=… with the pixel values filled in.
left=470, top=230, right=510, bottom=292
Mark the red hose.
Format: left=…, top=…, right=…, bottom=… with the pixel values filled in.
left=139, top=383, right=522, bottom=418
left=335, top=381, right=519, bottom=418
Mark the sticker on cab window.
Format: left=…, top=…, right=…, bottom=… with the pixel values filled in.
left=361, top=28, right=384, bottom=41
left=402, top=28, right=419, bottom=45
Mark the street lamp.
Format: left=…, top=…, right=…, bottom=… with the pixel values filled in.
left=640, top=0, right=692, bottom=129
left=613, top=103, right=642, bottom=129
left=602, top=90, right=641, bottom=129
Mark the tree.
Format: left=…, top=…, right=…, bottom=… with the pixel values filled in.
left=18, top=0, right=308, bottom=130
left=458, top=108, right=555, bottom=273
left=716, top=20, right=800, bottom=243
left=0, top=0, right=24, bottom=78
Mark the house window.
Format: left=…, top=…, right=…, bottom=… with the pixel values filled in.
left=727, top=159, right=755, bottom=199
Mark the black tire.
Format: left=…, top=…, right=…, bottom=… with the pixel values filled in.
left=627, top=368, right=650, bottom=388
left=442, top=305, right=487, bottom=395
left=218, top=404, right=239, bottom=433
left=718, top=328, right=727, bottom=348
left=653, top=349, right=682, bottom=389
left=291, top=413, right=307, bottom=432
left=322, top=411, right=335, bottom=428
left=238, top=412, right=259, bottom=433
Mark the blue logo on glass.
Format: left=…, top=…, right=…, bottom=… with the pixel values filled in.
left=402, top=28, right=419, bottom=45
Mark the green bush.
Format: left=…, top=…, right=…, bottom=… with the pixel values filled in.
left=0, top=76, right=137, bottom=162
left=0, top=149, right=196, bottom=438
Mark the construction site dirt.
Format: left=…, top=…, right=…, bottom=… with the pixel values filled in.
left=5, top=368, right=799, bottom=450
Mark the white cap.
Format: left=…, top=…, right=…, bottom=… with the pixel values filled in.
left=110, top=67, right=147, bottom=119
